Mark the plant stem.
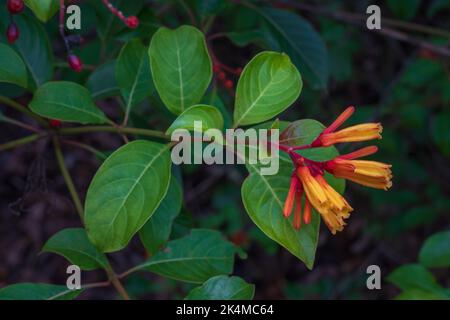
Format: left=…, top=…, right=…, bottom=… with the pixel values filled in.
left=0, top=96, right=48, bottom=126
left=59, top=125, right=169, bottom=140
left=52, top=136, right=84, bottom=220
left=0, top=133, right=47, bottom=151
left=61, top=139, right=108, bottom=160
left=0, top=115, right=41, bottom=133
left=106, top=269, right=130, bottom=300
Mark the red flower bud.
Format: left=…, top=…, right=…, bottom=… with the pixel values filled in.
left=217, top=72, right=226, bottom=80
left=49, top=119, right=62, bottom=128
left=224, top=80, right=234, bottom=90
left=213, top=64, right=221, bottom=73
left=7, top=0, right=24, bottom=14
left=125, top=16, right=139, bottom=29
left=67, top=54, right=83, bottom=72
left=6, top=22, right=19, bottom=44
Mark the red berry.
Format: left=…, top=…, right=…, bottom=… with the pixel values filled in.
left=7, top=0, right=24, bottom=14
left=125, top=16, right=139, bottom=29
left=67, top=54, right=83, bottom=72
left=6, top=22, right=19, bottom=44
left=49, top=119, right=62, bottom=128
left=217, top=72, right=226, bottom=81
left=224, top=80, right=234, bottom=89
left=213, top=64, right=221, bottom=73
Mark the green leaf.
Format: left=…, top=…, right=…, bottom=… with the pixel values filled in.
left=166, top=104, right=224, bottom=135
left=233, top=51, right=302, bottom=127
left=86, top=61, right=120, bottom=100
left=0, top=283, right=82, bottom=300
left=8, top=14, right=53, bottom=89
left=42, top=228, right=109, bottom=271
left=388, top=0, right=421, bottom=20
left=116, top=39, right=153, bottom=116
left=185, top=275, right=255, bottom=300
left=85, top=141, right=172, bottom=253
left=24, top=0, right=59, bottom=22
left=149, top=25, right=212, bottom=115
left=281, top=119, right=340, bottom=161
left=256, top=8, right=329, bottom=89
left=139, top=177, right=183, bottom=255
left=241, top=165, right=319, bottom=269
left=0, top=43, right=27, bottom=88
left=419, top=230, right=450, bottom=268
left=387, top=264, right=448, bottom=298
left=395, top=289, right=449, bottom=300
left=136, top=229, right=237, bottom=283
left=29, top=81, right=108, bottom=124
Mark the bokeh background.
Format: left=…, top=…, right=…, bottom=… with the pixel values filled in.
left=1, top=0, right=449, bottom=299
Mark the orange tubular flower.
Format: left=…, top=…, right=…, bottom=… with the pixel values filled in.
left=296, top=166, right=353, bottom=234
left=283, top=174, right=299, bottom=217
left=312, top=106, right=383, bottom=147
left=325, top=146, right=393, bottom=191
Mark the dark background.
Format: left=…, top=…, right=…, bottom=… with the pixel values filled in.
left=1, top=0, right=449, bottom=299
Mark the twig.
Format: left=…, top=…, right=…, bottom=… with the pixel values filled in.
left=106, top=269, right=130, bottom=300
left=0, top=133, right=47, bottom=152
left=0, top=115, right=42, bottom=133
left=52, top=136, right=84, bottom=220
left=61, top=139, right=108, bottom=161
left=277, top=1, right=450, bottom=57
left=59, top=125, right=169, bottom=140
left=0, top=96, right=48, bottom=126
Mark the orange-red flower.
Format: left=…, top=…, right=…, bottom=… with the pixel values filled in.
left=296, top=166, right=353, bottom=234
left=312, top=106, right=382, bottom=147
left=281, top=107, right=392, bottom=234
left=325, top=147, right=393, bottom=190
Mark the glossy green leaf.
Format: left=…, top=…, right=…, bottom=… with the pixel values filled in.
left=0, top=283, right=82, bottom=300
left=139, top=178, right=183, bottom=255
left=9, top=14, right=53, bottom=89
left=256, top=8, right=329, bottom=89
left=419, top=231, right=450, bottom=268
left=281, top=119, right=340, bottom=161
left=29, top=81, right=108, bottom=124
left=85, top=140, right=172, bottom=253
left=86, top=61, right=119, bottom=100
left=116, top=39, right=153, bottom=116
left=149, top=25, right=212, bottom=115
left=166, top=104, right=224, bottom=135
left=136, top=229, right=237, bottom=283
left=24, top=0, right=59, bottom=22
left=185, top=275, right=255, bottom=300
left=387, top=264, right=448, bottom=298
left=0, top=43, right=27, bottom=88
left=233, top=51, right=302, bottom=127
left=241, top=165, right=319, bottom=269
left=42, top=228, right=109, bottom=271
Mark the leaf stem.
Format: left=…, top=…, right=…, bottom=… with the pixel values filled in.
left=106, top=269, right=130, bottom=300
left=61, top=139, right=108, bottom=160
left=0, top=96, right=48, bottom=126
left=52, top=136, right=84, bottom=220
left=0, top=133, right=47, bottom=151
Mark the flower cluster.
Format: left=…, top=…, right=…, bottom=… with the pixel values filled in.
left=4, top=0, right=24, bottom=44
left=212, top=63, right=242, bottom=94
left=282, top=106, right=392, bottom=234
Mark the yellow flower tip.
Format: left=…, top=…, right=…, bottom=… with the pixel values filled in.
left=320, top=122, right=384, bottom=146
